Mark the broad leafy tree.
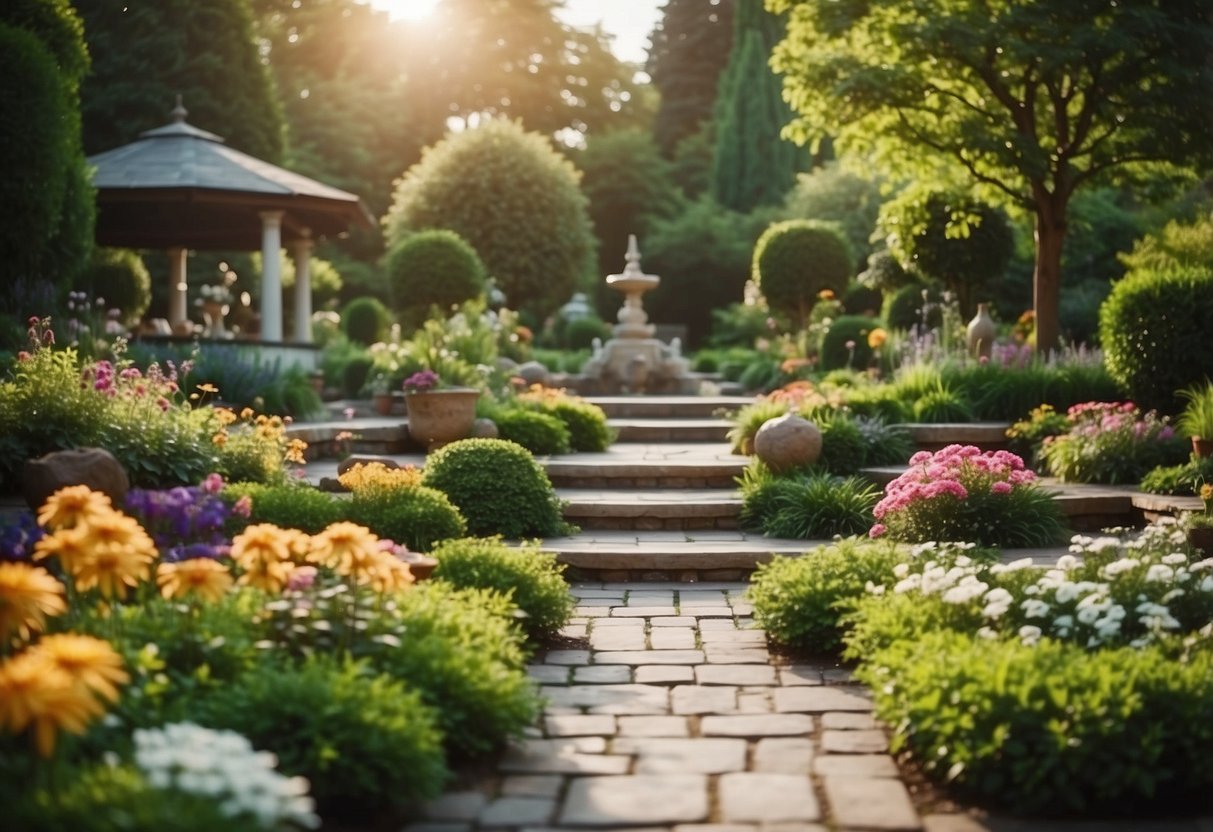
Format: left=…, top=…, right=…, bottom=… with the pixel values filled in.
left=75, top=0, right=286, bottom=162
left=647, top=0, right=735, bottom=156
left=713, top=0, right=807, bottom=212
left=771, top=0, right=1213, bottom=351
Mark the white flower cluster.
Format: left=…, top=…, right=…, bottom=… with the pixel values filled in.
left=133, top=722, right=319, bottom=830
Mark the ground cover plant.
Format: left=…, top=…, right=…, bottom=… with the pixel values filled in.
left=1038, top=401, right=1189, bottom=484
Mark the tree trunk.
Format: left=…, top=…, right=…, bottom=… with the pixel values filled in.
left=1032, top=194, right=1068, bottom=354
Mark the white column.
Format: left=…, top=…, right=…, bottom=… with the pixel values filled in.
left=259, top=210, right=284, bottom=342
left=291, top=231, right=314, bottom=344
left=167, top=247, right=188, bottom=330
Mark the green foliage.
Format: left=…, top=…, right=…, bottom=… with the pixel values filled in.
left=738, top=462, right=879, bottom=540
left=911, top=386, right=975, bottom=423
left=376, top=583, right=540, bottom=756
left=1119, top=213, right=1213, bottom=276
left=878, top=187, right=1013, bottom=316
left=76, top=0, right=285, bottom=162
left=202, top=656, right=448, bottom=812
left=1177, top=382, right=1213, bottom=439
left=554, top=314, right=612, bottom=350
left=643, top=198, right=779, bottom=347
left=422, top=438, right=570, bottom=538
left=1040, top=402, right=1190, bottom=484
left=938, top=359, right=1121, bottom=423
left=842, top=281, right=883, bottom=317
left=712, top=0, right=806, bottom=212
left=753, top=219, right=854, bottom=327
left=854, top=416, right=916, bottom=467
left=342, top=296, right=390, bottom=346
left=490, top=407, right=572, bottom=456
left=431, top=537, right=573, bottom=639
left=648, top=0, right=735, bottom=155
left=347, top=485, right=467, bottom=552
left=387, top=229, right=487, bottom=323
left=222, top=482, right=344, bottom=534
left=859, top=248, right=913, bottom=293
left=80, top=248, right=151, bottom=327
left=1005, top=404, right=1070, bottom=469
left=814, top=410, right=869, bottom=475
left=819, top=315, right=879, bottom=372
left=576, top=129, right=686, bottom=279
left=546, top=398, right=614, bottom=453
left=748, top=538, right=905, bottom=652
left=784, top=163, right=884, bottom=266
left=882, top=281, right=942, bottom=331
left=857, top=632, right=1213, bottom=814
left=385, top=119, right=596, bottom=322
left=1140, top=456, right=1213, bottom=496
left=726, top=398, right=789, bottom=454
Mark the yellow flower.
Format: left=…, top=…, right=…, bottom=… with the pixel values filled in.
left=280, top=529, right=314, bottom=564
left=157, top=559, right=234, bottom=604
left=33, top=526, right=94, bottom=574
left=240, top=407, right=255, bottom=421
left=0, top=652, right=103, bottom=757
left=285, top=438, right=308, bottom=465
left=215, top=407, right=238, bottom=426
left=35, top=634, right=129, bottom=704
left=867, top=328, right=888, bottom=349
left=367, top=553, right=415, bottom=594
left=76, top=511, right=158, bottom=563
left=37, top=485, right=113, bottom=531
left=72, top=543, right=155, bottom=599
left=310, top=522, right=380, bottom=576
left=338, top=462, right=422, bottom=493
left=818, top=289, right=836, bottom=300
left=212, top=431, right=229, bottom=447
left=0, top=563, right=66, bottom=644
left=231, top=524, right=295, bottom=593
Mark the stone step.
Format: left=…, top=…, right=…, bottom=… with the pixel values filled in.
left=897, top=422, right=1012, bottom=452
left=560, top=488, right=741, bottom=531
left=586, top=395, right=754, bottom=420
left=546, top=444, right=747, bottom=489
left=611, top=418, right=731, bottom=443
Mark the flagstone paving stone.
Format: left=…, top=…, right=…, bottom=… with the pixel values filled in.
left=822, top=776, right=921, bottom=830
left=573, top=665, right=634, bottom=684
left=612, top=737, right=748, bottom=774
left=717, top=773, right=821, bottom=823
left=559, top=774, right=710, bottom=826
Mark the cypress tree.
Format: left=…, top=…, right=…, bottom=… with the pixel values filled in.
left=711, top=0, right=806, bottom=212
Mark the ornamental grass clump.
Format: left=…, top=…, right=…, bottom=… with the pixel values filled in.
left=1039, top=400, right=1188, bottom=484
left=870, top=445, right=1065, bottom=547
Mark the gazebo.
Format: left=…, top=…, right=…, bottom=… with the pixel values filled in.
left=87, top=100, right=374, bottom=343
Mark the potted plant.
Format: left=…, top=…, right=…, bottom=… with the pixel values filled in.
left=1189, top=483, right=1213, bottom=554
left=370, top=374, right=394, bottom=416
left=402, top=369, right=479, bottom=451
left=1177, top=382, right=1213, bottom=458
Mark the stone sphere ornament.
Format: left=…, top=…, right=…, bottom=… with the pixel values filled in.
left=753, top=413, right=823, bottom=473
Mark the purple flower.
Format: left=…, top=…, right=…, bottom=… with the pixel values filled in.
left=0, top=512, right=44, bottom=562
left=403, top=369, right=440, bottom=393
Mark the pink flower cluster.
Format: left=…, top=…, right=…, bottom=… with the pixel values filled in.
left=1059, top=401, right=1174, bottom=442
left=871, top=445, right=1037, bottom=538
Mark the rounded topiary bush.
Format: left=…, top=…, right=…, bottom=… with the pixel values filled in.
left=340, top=354, right=375, bottom=397
left=347, top=485, right=467, bottom=552
left=431, top=537, right=573, bottom=639
left=342, top=296, right=390, bottom=346
left=421, top=438, right=568, bottom=538
left=387, top=229, right=486, bottom=321
left=882, top=281, right=943, bottom=331
left=81, top=247, right=151, bottom=326
left=492, top=408, right=571, bottom=456
left=842, top=281, right=883, bottom=317
left=563, top=315, right=613, bottom=350
left=819, top=315, right=880, bottom=371
left=1099, top=265, right=1213, bottom=412
left=548, top=399, right=613, bottom=452
left=753, top=219, right=854, bottom=326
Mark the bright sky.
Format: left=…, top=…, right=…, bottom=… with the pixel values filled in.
left=367, top=0, right=662, bottom=64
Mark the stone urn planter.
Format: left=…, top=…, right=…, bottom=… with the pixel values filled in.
left=405, top=388, right=479, bottom=451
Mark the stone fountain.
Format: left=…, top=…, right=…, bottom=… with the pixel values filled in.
left=579, top=235, right=693, bottom=394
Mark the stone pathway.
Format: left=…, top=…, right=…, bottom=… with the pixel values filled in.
left=406, top=582, right=924, bottom=832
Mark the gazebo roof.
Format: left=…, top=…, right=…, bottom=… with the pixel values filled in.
left=87, top=102, right=375, bottom=250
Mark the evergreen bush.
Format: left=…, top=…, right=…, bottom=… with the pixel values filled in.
left=819, top=315, right=880, bottom=372
left=341, top=297, right=390, bottom=346
left=491, top=407, right=572, bottom=456
left=882, top=281, right=943, bottom=331
left=387, top=229, right=486, bottom=322
left=753, top=219, right=853, bottom=327
left=81, top=248, right=151, bottom=326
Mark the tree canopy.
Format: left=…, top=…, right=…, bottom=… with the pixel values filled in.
left=771, top=0, right=1213, bottom=351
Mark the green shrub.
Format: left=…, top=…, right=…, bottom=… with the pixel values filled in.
left=563, top=315, right=613, bottom=350
left=748, top=538, right=905, bottom=652
left=855, top=416, right=915, bottom=466
left=547, top=398, right=614, bottom=452
left=737, top=355, right=782, bottom=392
left=347, top=485, right=467, bottom=552
left=1140, top=456, right=1213, bottom=496
left=342, top=296, right=390, bottom=346
left=882, top=281, right=943, bottom=331
left=422, top=438, right=570, bottom=538
left=1040, top=402, right=1189, bottom=484
left=738, top=464, right=879, bottom=540
left=202, top=656, right=448, bottom=814
left=726, top=398, right=790, bottom=454
left=376, top=584, right=540, bottom=756
left=341, top=354, right=375, bottom=397
left=81, top=248, right=151, bottom=326
left=911, top=386, right=975, bottom=423
left=1177, top=381, right=1213, bottom=440
left=387, top=229, right=486, bottom=321
left=858, top=248, right=912, bottom=292
left=431, top=537, right=573, bottom=639
left=813, top=410, right=868, bottom=475
left=842, top=281, right=883, bottom=317
left=1099, top=265, right=1213, bottom=412
left=223, top=482, right=341, bottom=533
left=492, top=407, right=572, bottom=455
left=753, top=219, right=854, bottom=327
left=384, top=119, right=595, bottom=322
left=819, top=315, right=880, bottom=371
left=857, top=632, right=1213, bottom=814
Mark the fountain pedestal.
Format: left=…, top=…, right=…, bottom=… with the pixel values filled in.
left=579, top=235, right=693, bottom=394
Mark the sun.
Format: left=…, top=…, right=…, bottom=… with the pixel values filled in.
left=368, top=0, right=440, bottom=21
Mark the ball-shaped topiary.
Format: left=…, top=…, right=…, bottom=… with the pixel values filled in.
left=81, top=247, right=151, bottom=326
left=384, top=119, right=596, bottom=322
left=387, top=229, right=486, bottom=321
left=347, top=485, right=468, bottom=553
left=753, top=219, right=854, bottom=327
left=858, top=248, right=912, bottom=292
left=491, top=408, right=571, bottom=456
left=819, top=315, right=881, bottom=371
left=1099, top=265, right=1213, bottom=412
left=842, top=281, right=883, bottom=317
left=341, top=296, right=390, bottom=346
left=882, top=281, right=944, bottom=331
left=421, top=438, right=568, bottom=538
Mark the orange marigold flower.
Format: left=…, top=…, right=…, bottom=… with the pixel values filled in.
left=0, top=563, right=66, bottom=644
left=818, top=289, right=836, bottom=300
left=35, top=634, right=129, bottom=704
left=0, top=652, right=104, bottom=757
left=311, top=522, right=380, bottom=575
left=285, top=439, right=308, bottom=465
left=231, top=524, right=295, bottom=593
left=157, top=559, right=233, bottom=604
left=867, top=327, right=888, bottom=349
left=367, top=553, right=415, bottom=594
left=78, top=511, right=158, bottom=562
left=37, top=485, right=113, bottom=531
left=214, top=407, right=238, bottom=426
left=71, top=543, right=155, bottom=599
